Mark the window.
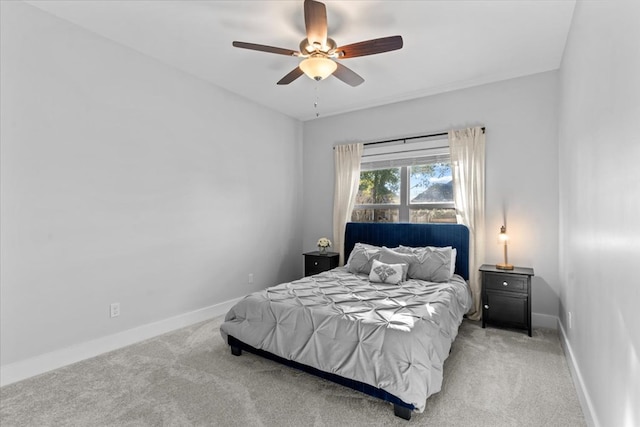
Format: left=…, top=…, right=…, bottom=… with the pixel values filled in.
left=351, top=138, right=457, bottom=224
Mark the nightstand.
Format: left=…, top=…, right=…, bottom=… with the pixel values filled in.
left=480, top=264, right=535, bottom=336
left=303, top=251, right=339, bottom=276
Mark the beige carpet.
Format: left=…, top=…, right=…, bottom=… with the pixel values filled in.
left=0, top=317, right=585, bottom=426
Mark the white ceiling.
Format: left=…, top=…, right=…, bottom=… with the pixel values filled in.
left=26, top=0, right=576, bottom=121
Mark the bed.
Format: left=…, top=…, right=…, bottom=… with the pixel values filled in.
left=220, top=222, right=472, bottom=420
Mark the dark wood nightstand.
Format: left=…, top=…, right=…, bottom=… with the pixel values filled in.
left=480, top=264, right=535, bottom=336
left=303, top=251, right=339, bottom=276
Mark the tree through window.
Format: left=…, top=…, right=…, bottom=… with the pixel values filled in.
left=351, top=160, right=456, bottom=224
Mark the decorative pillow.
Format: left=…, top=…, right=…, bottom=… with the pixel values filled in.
left=369, top=259, right=406, bottom=285
left=397, top=245, right=457, bottom=278
left=346, top=243, right=382, bottom=275
left=378, top=247, right=412, bottom=281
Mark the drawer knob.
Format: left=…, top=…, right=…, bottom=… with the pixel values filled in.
left=484, top=304, right=489, bottom=309
left=502, top=281, right=508, bottom=287
left=314, top=262, right=318, bottom=266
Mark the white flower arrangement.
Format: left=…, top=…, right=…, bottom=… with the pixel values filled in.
left=317, top=237, right=332, bottom=248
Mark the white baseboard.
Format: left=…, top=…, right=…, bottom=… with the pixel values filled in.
left=0, top=297, right=242, bottom=387
left=532, top=312, right=558, bottom=329
left=558, top=320, right=599, bottom=427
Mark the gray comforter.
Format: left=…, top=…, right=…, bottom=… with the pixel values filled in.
left=220, top=267, right=472, bottom=413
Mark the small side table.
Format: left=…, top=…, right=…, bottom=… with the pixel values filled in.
left=303, top=251, right=339, bottom=277
left=480, top=264, right=535, bottom=336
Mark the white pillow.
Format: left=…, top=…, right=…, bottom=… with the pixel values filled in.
left=450, top=248, right=457, bottom=278
left=346, top=243, right=382, bottom=275
left=377, top=247, right=410, bottom=280
left=369, top=259, right=406, bottom=285
left=398, top=245, right=457, bottom=278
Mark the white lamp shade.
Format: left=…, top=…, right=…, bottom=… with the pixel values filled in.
left=300, top=57, right=337, bottom=81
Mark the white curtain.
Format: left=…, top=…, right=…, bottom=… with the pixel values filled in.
left=449, top=127, right=485, bottom=321
left=333, top=143, right=363, bottom=265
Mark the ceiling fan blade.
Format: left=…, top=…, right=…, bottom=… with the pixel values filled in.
left=332, top=62, right=364, bottom=87
left=304, top=0, right=328, bottom=48
left=336, top=35, right=403, bottom=59
left=277, top=67, right=304, bottom=85
left=232, top=41, right=298, bottom=56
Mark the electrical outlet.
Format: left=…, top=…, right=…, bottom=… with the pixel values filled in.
left=110, top=303, right=120, bottom=318
left=248, top=273, right=254, bottom=284
left=568, top=311, right=572, bottom=329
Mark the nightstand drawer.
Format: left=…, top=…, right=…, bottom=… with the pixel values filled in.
left=303, top=251, right=339, bottom=277
left=305, top=256, right=332, bottom=274
left=483, top=273, right=527, bottom=292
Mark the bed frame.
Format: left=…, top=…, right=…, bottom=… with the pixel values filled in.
left=226, top=222, right=470, bottom=420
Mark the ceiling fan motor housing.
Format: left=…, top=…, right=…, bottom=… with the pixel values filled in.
left=299, top=37, right=337, bottom=56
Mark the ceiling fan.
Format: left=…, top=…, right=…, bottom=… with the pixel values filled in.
left=232, top=0, right=403, bottom=87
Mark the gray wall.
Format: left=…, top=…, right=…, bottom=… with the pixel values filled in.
left=303, top=71, right=560, bottom=327
left=558, top=1, right=640, bottom=426
left=0, top=2, right=303, bottom=367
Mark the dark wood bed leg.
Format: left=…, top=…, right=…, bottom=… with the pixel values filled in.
left=228, top=336, right=242, bottom=356
left=230, top=345, right=242, bottom=356
left=394, top=404, right=412, bottom=420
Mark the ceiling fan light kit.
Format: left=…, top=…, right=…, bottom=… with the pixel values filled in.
left=232, top=0, right=403, bottom=87
left=299, top=55, right=337, bottom=81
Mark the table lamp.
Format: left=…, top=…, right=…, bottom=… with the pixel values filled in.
left=496, top=225, right=514, bottom=270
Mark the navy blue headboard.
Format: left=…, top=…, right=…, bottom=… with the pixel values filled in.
left=344, top=222, right=470, bottom=280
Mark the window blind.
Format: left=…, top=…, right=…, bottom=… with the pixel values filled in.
left=360, top=137, right=449, bottom=170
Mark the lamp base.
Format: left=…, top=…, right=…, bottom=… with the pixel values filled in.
left=496, top=263, right=514, bottom=270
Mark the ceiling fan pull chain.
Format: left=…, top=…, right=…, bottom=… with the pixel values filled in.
left=314, top=83, right=320, bottom=118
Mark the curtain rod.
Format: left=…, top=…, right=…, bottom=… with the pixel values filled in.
left=332, top=127, right=486, bottom=150
left=363, top=127, right=485, bottom=147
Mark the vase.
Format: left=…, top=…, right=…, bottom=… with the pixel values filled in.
left=318, top=246, right=327, bottom=254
